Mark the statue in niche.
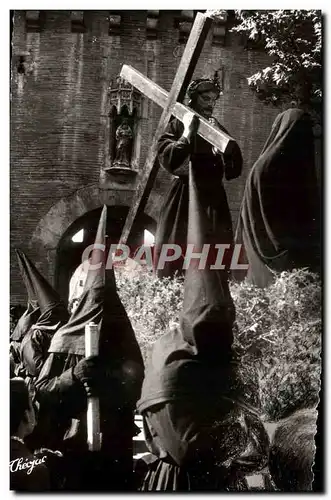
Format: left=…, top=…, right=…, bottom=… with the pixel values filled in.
left=113, top=118, right=133, bottom=168
left=106, top=75, right=141, bottom=172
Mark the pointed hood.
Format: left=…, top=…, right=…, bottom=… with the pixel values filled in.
left=179, top=164, right=235, bottom=359
left=49, top=206, right=143, bottom=368
left=138, top=166, right=238, bottom=413
left=15, top=249, right=38, bottom=306
left=16, top=249, right=61, bottom=314
left=14, top=249, right=68, bottom=331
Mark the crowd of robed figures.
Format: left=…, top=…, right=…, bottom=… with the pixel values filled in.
left=9, top=75, right=320, bottom=492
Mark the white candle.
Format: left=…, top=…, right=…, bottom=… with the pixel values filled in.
left=85, top=322, right=102, bottom=451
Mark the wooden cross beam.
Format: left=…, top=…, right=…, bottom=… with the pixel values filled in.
left=119, top=12, right=236, bottom=246
left=120, top=65, right=235, bottom=154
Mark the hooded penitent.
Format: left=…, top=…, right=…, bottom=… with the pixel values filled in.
left=33, top=206, right=143, bottom=490
left=13, top=249, right=69, bottom=378
left=138, top=164, right=237, bottom=414
left=48, top=205, right=143, bottom=368
left=137, top=168, right=271, bottom=492
left=15, top=249, right=69, bottom=332
left=235, top=108, right=320, bottom=287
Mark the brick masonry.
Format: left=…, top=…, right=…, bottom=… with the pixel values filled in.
left=10, top=10, right=287, bottom=304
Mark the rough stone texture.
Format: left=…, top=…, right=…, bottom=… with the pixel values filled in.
left=11, top=10, right=282, bottom=304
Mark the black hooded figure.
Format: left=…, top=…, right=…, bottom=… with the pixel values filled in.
left=10, top=250, right=42, bottom=378
left=137, top=165, right=269, bottom=491
left=35, top=206, right=144, bottom=491
left=10, top=250, right=70, bottom=452
left=12, top=250, right=69, bottom=389
left=10, top=303, right=40, bottom=379
left=153, top=74, right=243, bottom=278
left=235, top=108, right=320, bottom=287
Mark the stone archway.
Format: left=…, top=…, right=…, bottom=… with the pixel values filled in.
left=55, top=205, right=155, bottom=303
left=29, top=183, right=158, bottom=302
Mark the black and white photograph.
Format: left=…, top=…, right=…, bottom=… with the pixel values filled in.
left=9, top=8, right=322, bottom=492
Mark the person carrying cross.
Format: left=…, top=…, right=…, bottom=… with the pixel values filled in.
left=153, top=72, right=243, bottom=278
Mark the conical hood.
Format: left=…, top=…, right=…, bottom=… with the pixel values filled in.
left=179, top=164, right=235, bottom=359
left=15, top=249, right=61, bottom=314
left=49, top=206, right=143, bottom=368
left=15, top=249, right=68, bottom=331
left=138, top=168, right=239, bottom=414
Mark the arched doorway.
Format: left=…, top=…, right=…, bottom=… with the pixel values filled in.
left=55, top=205, right=155, bottom=304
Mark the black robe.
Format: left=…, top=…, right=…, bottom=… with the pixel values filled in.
left=34, top=206, right=145, bottom=491
left=35, top=351, right=143, bottom=491
left=136, top=328, right=269, bottom=491
left=16, top=305, right=69, bottom=451
left=154, top=118, right=243, bottom=277
left=235, top=108, right=320, bottom=287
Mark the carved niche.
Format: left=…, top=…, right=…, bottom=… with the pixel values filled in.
left=105, top=76, right=141, bottom=174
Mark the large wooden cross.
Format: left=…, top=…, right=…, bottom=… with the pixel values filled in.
left=119, top=12, right=237, bottom=245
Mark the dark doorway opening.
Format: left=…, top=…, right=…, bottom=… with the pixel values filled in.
left=55, top=205, right=156, bottom=304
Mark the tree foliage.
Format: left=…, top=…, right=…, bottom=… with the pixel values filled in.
left=116, top=267, right=321, bottom=421
left=231, top=268, right=321, bottom=420
left=209, top=10, right=322, bottom=113
left=232, top=10, right=322, bottom=111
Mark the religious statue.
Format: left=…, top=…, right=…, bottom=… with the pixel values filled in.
left=153, top=73, right=243, bottom=278
left=113, top=119, right=133, bottom=169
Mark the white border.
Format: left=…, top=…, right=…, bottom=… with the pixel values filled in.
left=2, top=4, right=329, bottom=498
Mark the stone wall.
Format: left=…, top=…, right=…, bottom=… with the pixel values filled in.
left=11, top=10, right=281, bottom=304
